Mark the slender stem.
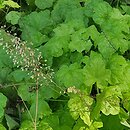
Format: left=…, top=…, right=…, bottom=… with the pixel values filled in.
left=34, top=80, right=39, bottom=130
left=3, top=82, right=36, bottom=88
left=13, top=85, right=35, bottom=124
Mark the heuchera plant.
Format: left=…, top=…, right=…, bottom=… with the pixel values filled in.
left=0, top=0, right=130, bottom=129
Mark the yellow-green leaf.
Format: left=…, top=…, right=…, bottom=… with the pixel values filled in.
left=3, top=0, right=20, bottom=8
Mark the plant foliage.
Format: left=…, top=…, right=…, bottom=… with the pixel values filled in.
left=0, top=0, right=130, bottom=129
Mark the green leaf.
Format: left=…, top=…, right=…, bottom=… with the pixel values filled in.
left=109, top=8, right=129, bottom=34
left=52, top=53, right=71, bottom=70
left=100, top=9, right=130, bottom=54
left=5, top=114, right=19, bottom=130
left=19, top=120, right=34, bottom=130
left=0, top=49, right=12, bottom=68
left=0, top=93, right=7, bottom=119
left=56, top=63, right=85, bottom=88
left=21, top=27, right=48, bottom=47
left=121, top=121, right=130, bottom=129
left=18, top=84, right=36, bottom=104
left=35, top=0, right=54, bottom=9
left=0, top=1, right=5, bottom=8
left=42, top=36, right=69, bottom=58
left=3, top=0, right=20, bottom=8
left=40, top=21, right=87, bottom=59
left=73, top=118, right=87, bottom=130
left=65, top=8, right=85, bottom=23
left=42, top=21, right=87, bottom=58
left=40, top=114, right=59, bottom=130
left=92, top=2, right=112, bottom=25
left=59, top=111, right=74, bottom=127
left=119, top=108, right=130, bottom=128
left=85, top=25, right=100, bottom=44
left=90, top=92, right=105, bottom=120
left=107, top=54, right=127, bottom=84
left=53, top=22, right=75, bottom=36
left=58, top=125, right=72, bottom=130
left=69, top=28, right=92, bottom=53
left=30, top=99, right=52, bottom=119
left=0, top=31, right=14, bottom=68
left=91, top=86, right=121, bottom=120
left=121, top=5, right=130, bottom=15
left=68, top=95, right=93, bottom=126
left=6, top=11, right=21, bottom=25
left=19, top=10, right=52, bottom=47
left=85, top=121, right=103, bottom=130
left=20, top=10, right=52, bottom=31
left=70, top=52, right=83, bottom=64
left=100, top=114, right=128, bottom=130
left=96, top=33, right=116, bottom=59
left=101, top=95, right=120, bottom=115
left=25, top=0, right=35, bottom=7
left=0, top=67, right=12, bottom=84
left=84, top=0, right=103, bottom=17
left=91, top=121, right=103, bottom=129
left=83, top=51, right=111, bottom=90
left=38, top=121, right=53, bottom=130
left=0, top=124, right=6, bottom=130
left=39, top=84, right=61, bottom=99
left=122, top=92, right=130, bottom=111
left=51, top=0, right=81, bottom=23
left=10, top=69, right=28, bottom=82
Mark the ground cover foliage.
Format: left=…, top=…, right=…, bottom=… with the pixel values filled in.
left=0, top=0, right=130, bottom=129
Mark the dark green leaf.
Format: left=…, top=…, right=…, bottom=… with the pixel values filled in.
left=30, top=99, right=52, bottom=119
left=100, top=114, right=128, bottom=130
left=5, top=114, right=19, bottom=130
left=0, top=93, right=7, bottom=118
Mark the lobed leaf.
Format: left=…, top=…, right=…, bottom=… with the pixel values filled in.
left=6, top=11, right=21, bottom=25
left=35, top=0, right=54, bottom=10
left=3, top=0, right=20, bottom=8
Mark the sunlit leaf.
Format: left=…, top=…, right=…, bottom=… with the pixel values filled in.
left=0, top=93, right=7, bottom=118
left=3, top=0, right=20, bottom=8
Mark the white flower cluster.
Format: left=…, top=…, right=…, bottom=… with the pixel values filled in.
left=0, top=27, right=54, bottom=87
left=67, top=86, right=80, bottom=94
